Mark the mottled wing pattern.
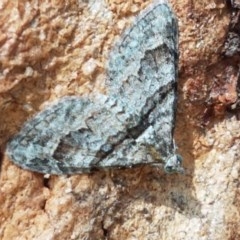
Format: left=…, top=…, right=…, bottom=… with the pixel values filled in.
left=6, top=0, right=183, bottom=175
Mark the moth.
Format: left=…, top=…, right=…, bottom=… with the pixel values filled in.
left=6, top=0, right=184, bottom=175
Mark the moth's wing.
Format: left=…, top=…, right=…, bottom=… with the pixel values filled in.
left=105, top=1, right=181, bottom=172
left=6, top=95, right=142, bottom=175
left=7, top=97, right=100, bottom=174
left=107, top=0, right=178, bottom=96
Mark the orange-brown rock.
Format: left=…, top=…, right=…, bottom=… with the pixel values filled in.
left=1, top=0, right=240, bottom=239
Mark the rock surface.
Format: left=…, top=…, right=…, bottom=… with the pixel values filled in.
left=1, top=0, right=240, bottom=239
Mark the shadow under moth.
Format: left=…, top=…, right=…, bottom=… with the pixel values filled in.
left=6, top=0, right=184, bottom=175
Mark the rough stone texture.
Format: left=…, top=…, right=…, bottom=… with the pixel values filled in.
left=0, top=1, right=240, bottom=240
left=223, top=0, right=240, bottom=56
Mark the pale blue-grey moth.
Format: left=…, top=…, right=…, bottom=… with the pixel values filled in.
left=6, top=0, right=184, bottom=175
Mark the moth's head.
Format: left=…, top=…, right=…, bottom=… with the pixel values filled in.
left=164, top=154, right=184, bottom=174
